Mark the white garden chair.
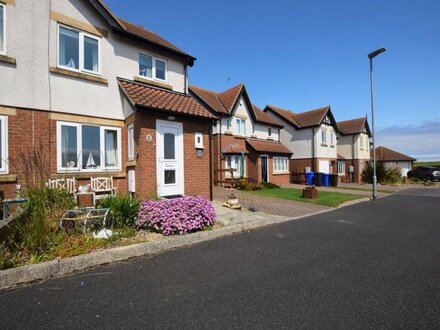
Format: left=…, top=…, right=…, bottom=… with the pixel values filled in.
left=90, top=177, right=116, bottom=205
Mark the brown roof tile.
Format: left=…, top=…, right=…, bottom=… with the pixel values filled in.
left=265, top=105, right=301, bottom=127
left=189, top=85, right=228, bottom=114
left=217, top=84, right=244, bottom=113
left=118, top=79, right=217, bottom=119
left=293, top=106, right=330, bottom=127
left=374, top=146, right=416, bottom=162
left=222, top=144, right=249, bottom=154
left=338, top=117, right=367, bottom=135
left=246, top=139, right=293, bottom=155
left=252, top=104, right=283, bottom=128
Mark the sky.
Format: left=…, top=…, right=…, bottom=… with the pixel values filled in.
left=106, top=0, right=440, bottom=161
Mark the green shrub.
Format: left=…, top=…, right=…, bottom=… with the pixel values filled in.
left=261, top=182, right=280, bottom=189
left=386, top=166, right=402, bottom=184
left=238, top=179, right=262, bottom=191
left=96, top=194, right=140, bottom=228
left=361, top=162, right=402, bottom=184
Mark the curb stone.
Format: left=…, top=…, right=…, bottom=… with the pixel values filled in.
left=0, top=208, right=330, bottom=290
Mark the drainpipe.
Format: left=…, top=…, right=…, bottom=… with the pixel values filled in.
left=219, top=116, right=222, bottom=182
left=209, top=122, right=213, bottom=201
left=311, top=127, right=316, bottom=172
left=352, top=135, right=355, bottom=182
left=184, top=64, right=188, bottom=94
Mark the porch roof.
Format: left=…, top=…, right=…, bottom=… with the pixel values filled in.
left=118, top=79, right=217, bottom=120
left=246, top=138, right=293, bottom=155
left=222, top=143, right=249, bottom=154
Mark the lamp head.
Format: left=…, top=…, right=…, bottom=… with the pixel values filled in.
left=368, top=48, right=386, bottom=59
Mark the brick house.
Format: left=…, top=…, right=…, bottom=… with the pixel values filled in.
left=336, top=117, right=372, bottom=183
left=189, top=84, right=292, bottom=185
left=264, top=105, right=339, bottom=178
left=0, top=0, right=215, bottom=201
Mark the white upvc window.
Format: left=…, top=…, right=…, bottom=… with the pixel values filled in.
left=321, top=130, right=327, bottom=144
left=273, top=157, right=288, bottom=173
left=338, top=161, right=346, bottom=175
left=195, top=132, right=203, bottom=149
left=57, top=121, right=121, bottom=172
left=330, top=132, right=334, bottom=145
left=0, top=4, right=5, bottom=55
left=365, top=136, right=369, bottom=150
left=236, top=118, right=246, bottom=135
left=226, top=118, right=230, bottom=130
left=0, top=115, right=8, bottom=173
left=128, top=123, right=134, bottom=160
left=225, top=155, right=245, bottom=178
left=139, top=53, right=167, bottom=82
left=57, top=24, right=101, bottom=74
left=268, top=127, right=272, bottom=136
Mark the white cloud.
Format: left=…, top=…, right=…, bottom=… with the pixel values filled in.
left=376, top=120, right=440, bottom=161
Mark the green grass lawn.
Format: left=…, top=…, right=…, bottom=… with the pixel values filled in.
left=414, top=161, right=440, bottom=167
left=251, top=188, right=365, bottom=207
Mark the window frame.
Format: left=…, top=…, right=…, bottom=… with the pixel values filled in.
left=268, top=127, right=272, bottom=136
left=57, top=24, right=102, bottom=75
left=195, top=132, right=204, bottom=149
left=338, top=161, right=346, bottom=175
left=273, top=157, right=288, bottom=173
left=235, top=118, right=246, bottom=136
left=138, top=52, right=168, bottom=82
left=0, top=3, right=6, bottom=56
left=321, top=129, right=327, bottom=144
left=225, top=155, right=246, bottom=178
left=128, top=123, right=135, bottom=161
left=56, top=121, right=121, bottom=173
left=330, top=132, right=334, bottom=145
left=0, top=115, right=8, bottom=173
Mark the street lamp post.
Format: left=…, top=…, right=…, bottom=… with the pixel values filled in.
left=368, top=48, right=386, bottom=200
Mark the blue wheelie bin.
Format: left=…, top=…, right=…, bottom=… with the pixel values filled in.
left=323, top=173, right=330, bottom=186
left=305, top=172, right=315, bottom=185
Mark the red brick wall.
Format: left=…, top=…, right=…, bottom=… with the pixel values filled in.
left=132, top=111, right=211, bottom=200
left=1, top=108, right=211, bottom=201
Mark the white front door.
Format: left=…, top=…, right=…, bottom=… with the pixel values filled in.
left=319, top=160, right=330, bottom=174
left=156, top=120, right=184, bottom=197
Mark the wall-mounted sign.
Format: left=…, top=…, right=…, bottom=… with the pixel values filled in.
left=146, top=134, right=153, bottom=143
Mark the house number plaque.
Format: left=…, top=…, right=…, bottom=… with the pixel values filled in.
left=146, top=134, right=153, bottom=143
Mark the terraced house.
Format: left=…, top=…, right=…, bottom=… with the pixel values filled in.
left=264, top=105, right=339, bottom=178
left=190, top=84, right=292, bottom=185
left=337, top=117, right=372, bottom=183
left=0, top=0, right=216, bottom=200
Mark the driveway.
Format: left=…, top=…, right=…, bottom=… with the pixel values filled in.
left=1, top=188, right=439, bottom=329
left=214, top=186, right=330, bottom=217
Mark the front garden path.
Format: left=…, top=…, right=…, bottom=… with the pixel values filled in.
left=214, top=187, right=330, bottom=217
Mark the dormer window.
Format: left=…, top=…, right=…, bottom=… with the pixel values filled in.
left=236, top=118, right=246, bottom=135
left=139, top=53, right=167, bottom=82
left=0, top=4, right=5, bottom=55
left=58, top=25, right=100, bottom=74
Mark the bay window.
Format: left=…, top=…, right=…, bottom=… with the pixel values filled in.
left=236, top=118, right=246, bottom=135
left=0, top=115, right=8, bottom=173
left=273, top=157, right=288, bottom=173
left=225, top=155, right=245, bottom=178
left=58, top=25, right=100, bottom=74
left=0, top=4, right=5, bottom=55
left=139, top=53, right=167, bottom=81
left=57, top=121, right=121, bottom=172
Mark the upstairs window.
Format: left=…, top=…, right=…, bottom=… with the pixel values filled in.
left=236, top=118, right=246, bottom=135
left=139, top=53, right=167, bottom=81
left=0, top=4, right=5, bottom=55
left=321, top=130, right=327, bottom=144
left=58, top=25, right=100, bottom=74
left=226, top=119, right=230, bottom=130
left=268, top=128, right=272, bottom=136
left=0, top=115, right=8, bottom=173
left=330, top=132, right=334, bottom=145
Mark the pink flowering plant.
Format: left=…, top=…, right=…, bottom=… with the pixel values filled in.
left=135, top=196, right=216, bottom=235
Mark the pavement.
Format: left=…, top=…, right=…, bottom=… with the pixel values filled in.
left=1, top=187, right=439, bottom=329
left=214, top=186, right=331, bottom=217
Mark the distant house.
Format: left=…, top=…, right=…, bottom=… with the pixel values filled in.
left=374, top=146, right=416, bottom=177
left=264, top=105, right=339, bottom=176
left=337, top=117, right=372, bottom=183
left=190, top=84, right=292, bottom=185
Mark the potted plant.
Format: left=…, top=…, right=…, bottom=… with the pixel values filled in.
left=227, top=190, right=239, bottom=205
left=303, top=185, right=318, bottom=199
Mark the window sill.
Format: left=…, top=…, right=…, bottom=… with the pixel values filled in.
left=234, top=134, right=247, bottom=139
left=0, top=174, right=17, bottom=182
left=330, top=145, right=335, bottom=148
left=267, top=137, right=274, bottom=141
left=54, top=171, right=125, bottom=179
left=49, top=67, right=108, bottom=85
left=134, top=76, right=173, bottom=90
left=250, top=134, right=257, bottom=138
left=224, top=131, right=233, bottom=135
left=273, top=172, right=289, bottom=175
left=321, top=143, right=328, bottom=147
left=0, top=54, right=16, bottom=65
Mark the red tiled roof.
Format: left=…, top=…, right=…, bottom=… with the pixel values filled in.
left=118, top=79, right=217, bottom=119
left=264, top=105, right=301, bottom=127
left=252, top=104, right=283, bottom=128
left=374, top=146, right=416, bottom=162
left=246, top=139, right=293, bottom=155
left=189, top=85, right=228, bottom=114
left=217, top=84, right=244, bottom=113
left=338, top=117, right=367, bottom=135
left=222, top=144, right=249, bottom=154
